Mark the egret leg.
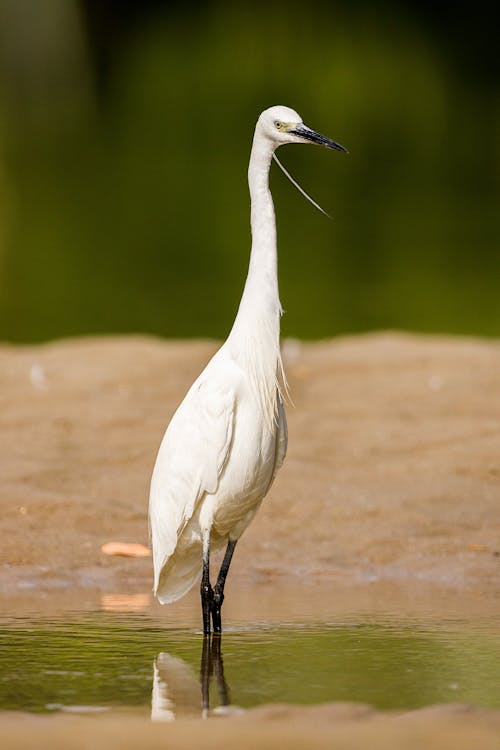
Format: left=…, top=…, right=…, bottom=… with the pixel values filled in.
left=201, top=530, right=214, bottom=637
left=211, top=540, right=237, bottom=633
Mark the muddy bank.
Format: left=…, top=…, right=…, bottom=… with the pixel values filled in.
left=0, top=332, right=499, bottom=599
left=2, top=702, right=500, bottom=750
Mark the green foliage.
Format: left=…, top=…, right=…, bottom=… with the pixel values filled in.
left=0, top=2, right=498, bottom=341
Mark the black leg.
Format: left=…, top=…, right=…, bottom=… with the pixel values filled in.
left=211, top=540, right=237, bottom=633
left=200, top=531, right=214, bottom=637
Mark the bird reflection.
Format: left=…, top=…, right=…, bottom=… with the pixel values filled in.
left=152, top=636, right=232, bottom=721
left=200, top=635, right=230, bottom=717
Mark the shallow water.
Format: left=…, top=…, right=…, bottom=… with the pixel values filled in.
left=1, top=607, right=499, bottom=719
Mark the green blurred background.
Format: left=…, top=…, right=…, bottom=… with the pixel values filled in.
left=0, top=0, right=498, bottom=343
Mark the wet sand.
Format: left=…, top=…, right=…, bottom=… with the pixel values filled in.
left=1, top=332, right=500, bottom=746
left=2, top=703, right=500, bottom=750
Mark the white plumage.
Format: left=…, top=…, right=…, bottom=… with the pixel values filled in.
left=149, top=358, right=287, bottom=604
left=149, top=105, right=346, bottom=633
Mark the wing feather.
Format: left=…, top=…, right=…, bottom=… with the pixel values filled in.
left=149, top=375, right=235, bottom=594
left=270, top=395, right=288, bottom=487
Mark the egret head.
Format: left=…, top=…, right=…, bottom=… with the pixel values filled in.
left=258, top=105, right=347, bottom=153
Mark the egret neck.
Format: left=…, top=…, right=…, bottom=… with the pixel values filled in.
left=228, top=133, right=283, bottom=425
left=247, top=136, right=278, bottom=294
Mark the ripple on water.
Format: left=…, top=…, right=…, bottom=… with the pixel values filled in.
left=0, top=613, right=499, bottom=717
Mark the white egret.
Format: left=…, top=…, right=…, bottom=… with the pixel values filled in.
left=149, top=105, right=347, bottom=635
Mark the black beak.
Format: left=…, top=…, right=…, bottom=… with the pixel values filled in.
left=291, top=125, right=348, bottom=153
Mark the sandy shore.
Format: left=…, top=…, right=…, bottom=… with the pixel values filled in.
left=2, top=703, right=500, bottom=750
left=1, top=332, right=499, bottom=748
left=1, top=332, right=499, bottom=598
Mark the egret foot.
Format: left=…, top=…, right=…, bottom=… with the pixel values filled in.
left=211, top=587, right=224, bottom=633
left=201, top=581, right=214, bottom=637
left=201, top=529, right=214, bottom=636
left=210, top=539, right=237, bottom=634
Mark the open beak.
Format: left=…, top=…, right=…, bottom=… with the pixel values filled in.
left=291, top=124, right=348, bottom=153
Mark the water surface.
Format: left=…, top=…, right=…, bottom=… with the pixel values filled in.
left=1, top=610, right=499, bottom=718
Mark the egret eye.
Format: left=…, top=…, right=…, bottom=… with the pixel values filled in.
left=274, top=121, right=283, bottom=130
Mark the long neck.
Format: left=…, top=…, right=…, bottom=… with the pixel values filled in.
left=226, top=131, right=284, bottom=425
left=230, top=133, right=281, bottom=337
